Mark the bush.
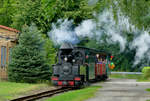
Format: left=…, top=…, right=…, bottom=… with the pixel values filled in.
left=142, top=67, right=150, bottom=79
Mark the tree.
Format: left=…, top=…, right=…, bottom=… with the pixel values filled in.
left=112, top=0, right=150, bottom=29
left=11, top=0, right=41, bottom=31
left=8, top=24, right=50, bottom=83
left=0, top=0, right=15, bottom=26
left=42, top=35, right=56, bottom=73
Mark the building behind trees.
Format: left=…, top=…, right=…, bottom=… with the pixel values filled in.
left=0, top=25, right=19, bottom=80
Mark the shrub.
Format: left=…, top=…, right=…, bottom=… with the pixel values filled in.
left=142, top=67, right=150, bottom=79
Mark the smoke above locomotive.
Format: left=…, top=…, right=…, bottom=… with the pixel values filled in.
left=48, top=6, right=150, bottom=67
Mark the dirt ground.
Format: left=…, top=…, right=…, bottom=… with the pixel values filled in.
left=86, top=78, right=150, bottom=101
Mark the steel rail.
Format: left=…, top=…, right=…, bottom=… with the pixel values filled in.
left=10, top=87, right=72, bottom=101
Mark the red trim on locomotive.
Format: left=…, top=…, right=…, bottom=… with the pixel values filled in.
left=58, top=81, right=63, bottom=85
left=74, top=77, right=81, bottom=81
left=51, top=77, right=58, bottom=80
left=56, top=81, right=75, bottom=86
left=68, top=81, right=74, bottom=86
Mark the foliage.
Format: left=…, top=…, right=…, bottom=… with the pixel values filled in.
left=114, top=0, right=150, bottom=29
left=142, top=67, right=150, bottom=79
left=39, top=0, right=99, bottom=33
left=8, top=24, right=50, bottom=83
left=146, top=88, right=150, bottom=92
left=42, top=35, right=56, bottom=72
left=11, top=0, right=42, bottom=31
left=0, top=0, right=15, bottom=26
left=4, top=0, right=100, bottom=33
left=4, top=0, right=150, bottom=31
left=45, top=86, right=101, bottom=101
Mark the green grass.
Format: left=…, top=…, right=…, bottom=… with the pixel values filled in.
left=110, top=74, right=142, bottom=79
left=0, top=81, right=48, bottom=101
left=146, top=89, right=150, bottom=101
left=110, top=74, right=150, bottom=82
left=146, top=88, right=150, bottom=92
left=137, top=79, right=150, bottom=82
left=45, top=86, right=101, bottom=101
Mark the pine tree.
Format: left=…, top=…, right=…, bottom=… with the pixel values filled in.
left=8, top=24, right=50, bottom=83
left=42, top=35, right=56, bottom=74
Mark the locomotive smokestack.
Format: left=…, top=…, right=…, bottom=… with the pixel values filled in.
left=60, top=42, right=74, bottom=50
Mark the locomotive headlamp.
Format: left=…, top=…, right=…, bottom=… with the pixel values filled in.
left=64, top=57, right=68, bottom=61
left=72, top=59, right=75, bottom=62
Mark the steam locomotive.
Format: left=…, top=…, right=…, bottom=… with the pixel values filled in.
left=51, top=43, right=113, bottom=87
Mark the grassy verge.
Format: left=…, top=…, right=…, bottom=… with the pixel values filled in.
left=146, top=88, right=150, bottom=92
left=137, top=79, right=150, bottom=82
left=110, top=74, right=150, bottom=82
left=0, top=81, right=48, bottom=101
left=110, top=74, right=142, bottom=79
left=45, top=86, right=101, bottom=101
left=146, top=89, right=150, bottom=101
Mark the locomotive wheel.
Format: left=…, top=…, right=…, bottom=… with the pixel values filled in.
left=102, top=75, right=108, bottom=81
left=95, top=76, right=102, bottom=81
left=77, top=82, right=89, bottom=89
left=83, top=82, right=90, bottom=88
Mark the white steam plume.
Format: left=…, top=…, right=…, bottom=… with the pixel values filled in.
left=49, top=9, right=127, bottom=51
left=49, top=19, right=79, bottom=44
left=131, top=31, right=150, bottom=65
left=96, top=9, right=127, bottom=51
left=48, top=7, right=150, bottom=66
left=75, top=19, right=96, bottom=38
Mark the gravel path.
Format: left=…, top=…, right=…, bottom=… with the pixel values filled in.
left=86, top=78, right=150, bottom=101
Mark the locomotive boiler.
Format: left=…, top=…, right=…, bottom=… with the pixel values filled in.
left=51, top=43, right=113, bottom=87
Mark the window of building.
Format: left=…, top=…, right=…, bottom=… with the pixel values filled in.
left=1, top=46, right=7, bottom=68
left=1, top=46, right=3, bottom=67
left=9, top=48, right=12, bottom=63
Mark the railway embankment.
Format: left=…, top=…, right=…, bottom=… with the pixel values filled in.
left=0, top=77, right=102, bottom=101
left=0, top=80, right=53, bottom=101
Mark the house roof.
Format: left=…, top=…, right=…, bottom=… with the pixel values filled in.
left=0, top=25, right=20, bottom=33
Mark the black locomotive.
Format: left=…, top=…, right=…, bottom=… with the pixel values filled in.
left=51, top=43, right=112, bottom=87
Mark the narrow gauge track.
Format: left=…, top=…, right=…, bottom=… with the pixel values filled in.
left=11, top=87, right=72, bottom=101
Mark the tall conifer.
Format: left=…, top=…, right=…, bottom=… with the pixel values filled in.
left=8, top=24, right=50, bottom=83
